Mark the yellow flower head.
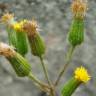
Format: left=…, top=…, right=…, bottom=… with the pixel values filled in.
left=74, top=66, right=91, bottom=83
left=71, top=0, right=88, bottom=18
left=12, top=19, right=27, bottom=32
left=23, top=19, right=38, bottom=36
left=1, top=13, right=14, bottom=23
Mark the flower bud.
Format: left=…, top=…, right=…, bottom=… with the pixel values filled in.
left=61, top=66, right=91, bottom=96
left=0, top=43, right=31, bottom=77
left=23, top=19, right=45, bottom=57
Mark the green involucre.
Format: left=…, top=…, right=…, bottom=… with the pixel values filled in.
left=28, top=33, right=45, bottom=57
left=7, top=27, right=28, bottom=56
left=7, top=27, right=17, bottom=48
left=68, top=18, right=84, bottom=47
left=7, top=52, right=31, bottom=77
left=16, top=31, right=28, bottom=56
left=62, top=77, right=81, bottom=96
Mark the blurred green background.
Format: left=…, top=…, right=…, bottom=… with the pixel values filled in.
left=0, top=0, right=96, bottom=96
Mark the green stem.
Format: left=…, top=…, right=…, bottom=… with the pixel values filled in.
left=39, top=56, right=52, bottom=86
left=55, top=46, right=75, bottom=86
left=39, top=56, right=55, bottom=96
left=50, top=87, right=55, bottom=96
left=28, top=72, right=50, bottom=92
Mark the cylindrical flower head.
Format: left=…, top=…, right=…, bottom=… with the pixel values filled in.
left=23, top=19, right=45, bottom=57
left=61, top=66, right=90, bottom=96
left=1, top=13, right=17, bottom=48
left=0, top=43, right=31, bottom=77
left=12, top=20, right=29, bottom=56
left=1, top=13, right=29, bottom=56
left=68, top=0, right=87, bottom=47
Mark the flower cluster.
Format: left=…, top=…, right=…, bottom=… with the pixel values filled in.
left=0, top=0, right=92, bottom=96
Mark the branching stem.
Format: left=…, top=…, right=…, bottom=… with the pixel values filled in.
left=55, top=46, right=75, bottom=86
left=28, top=72, right=50, bottom=92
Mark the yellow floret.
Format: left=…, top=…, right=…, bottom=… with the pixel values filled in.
left=74, top=66, right=91, bottom=83
left=12, top=20, right=27, bottom=32
left=13, top=22, right=22, bottom=32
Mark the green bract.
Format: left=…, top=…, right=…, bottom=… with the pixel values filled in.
left=28, top=33, right=45, bottom=57
left=68, top=18, right=84, bottom=47
left=62, top=77, right=80, bottom=96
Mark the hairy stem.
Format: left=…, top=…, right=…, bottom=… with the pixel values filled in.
left=39, top=56, right=52, bottom=86
left=55, top=46, right=75, bottom=86
left=39, top=56, right=55, bottom=96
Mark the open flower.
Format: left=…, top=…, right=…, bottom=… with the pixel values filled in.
left=74, top=66, right=91, bottom=83
left=62, top=66, right=91, bottom=96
